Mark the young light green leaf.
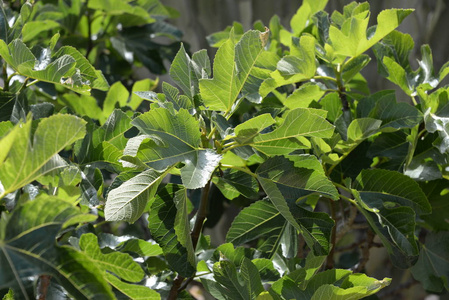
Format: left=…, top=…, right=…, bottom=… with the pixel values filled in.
left=311, top=274, right=391, bottom=300
left=249, top=108, right=334, bottom=155
left=0, top=114, right=86, bottom=198
left=22, top=20, right=60, bottom=43
left=88, top=0, right=154, bottom=25
left=105, top=168, right=169, bottom=222
left=260, top=35, right=316, bottom=97
left=283, top=83, right=326, bottom=110
left=148, top=184, right=196, bottom=277
left=290, top=0, right=328, bottom=35
left=200, top=30, right=266, bottom=112
left=105, top=273, right=161, bottom=300
left=0, top=196, right=112, bottom=300
left=328, top=7, right=413, bottom=57
left=102, top=82, right=130, bottom=118
left=79, top=233, right=144, bottom=282
left=117, top=238, right=163, bottom=257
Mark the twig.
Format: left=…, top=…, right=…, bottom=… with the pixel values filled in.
left=354, top=229, right=375, bottom=272
left=37, top=275, right=52, bottom=300
left=336, top=205, right=358, bottom=242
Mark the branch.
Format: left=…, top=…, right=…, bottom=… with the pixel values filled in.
left=354, top=229, right=375, bottom=272
left=167, top=180, right=212, bottom=299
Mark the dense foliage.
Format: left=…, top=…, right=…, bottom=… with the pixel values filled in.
left=0, top=0, right=448, bottom=299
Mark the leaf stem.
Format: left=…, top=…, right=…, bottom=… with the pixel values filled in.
left=325, top=198, right=337, bottom=269
left=313, top=75, right=337, bottom=83
left=17, top=77, right=30, bottom=94
left=2, top=63, right=8, bottom=91
left=206, top=126, right=217, bottom=141
left=334, top=64, right=349, bottom=111
left=26, top=79, right=39, bottom=87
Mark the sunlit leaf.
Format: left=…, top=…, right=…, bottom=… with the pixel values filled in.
left=105, top=168, right=169, bottom=222
left=0, top=114, right=86, bottom=198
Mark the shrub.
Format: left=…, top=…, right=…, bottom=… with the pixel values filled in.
left=0, top=0, right=448, bottom=299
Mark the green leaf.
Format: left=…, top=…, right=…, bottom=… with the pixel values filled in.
left=102, top=82, right=130, bottom=118
left=200, top=30, right=266, bottom=112
left=424, top=109, right=449, bottom=153
left=128, top=78, right=158, bottom=110
left=0, top=196, right=112, bottom=299
left=233, top=114, right=276, bottom=144
left=105, top=273, right=160, bottom=300
left=246, top=108, right=334, bottom=155
left=207, top=258, right=264, bottom=300
left=311, top=274, right=391, bottom=300
left=411, top=232, right=449, bottom=292
left=256, top=156, right=336, bottom=255
left=342, top=55, right=371, bottom=82
left=225, top=199, right=289, bottom=256
left=148, top=184, right=196, bottom=277
left=373, top=30, right=414, bottom=74
left=117, top=239, right=163, bottom=257
left=351, top=185, right=422, bottom=268
left=328, top=7, right=413, bottom=57
left=170, top=43, right=209, bottom=99
left=283, top=83, right=326, bottom=110
left=212, top=169, right=259, bottom=200
left=130, top=108, right=221, bottom=189
left=382, top=56, right=413, bottom=95
left=61, top=94, right=104, bottom=122
left=105, top=168, right=169, bottom=222
left=352, top=169, right=428, bottom=265
left=0, top=39, right=106, bottom=94
left=2, top=289, right=14, bottom=300
left=420, top=180, right=449, bottom=231
left=260, top=35, right=316, bottom=97
left=75, top=110, right=132, bottom=169
left=353, top=169, right=431, bottom=215
left=290, top=0, right=328, bottom=35
left=346, top=118, right=382, bottom=143
left=22, top=20, right=60, bottom=43
left=88, top=0, right=155, bottom=26
left=0, top=114, right=86, bottom=198
left=79, top=233, right=144, bottom=282
left=368, top=92, right=423, bottom=131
